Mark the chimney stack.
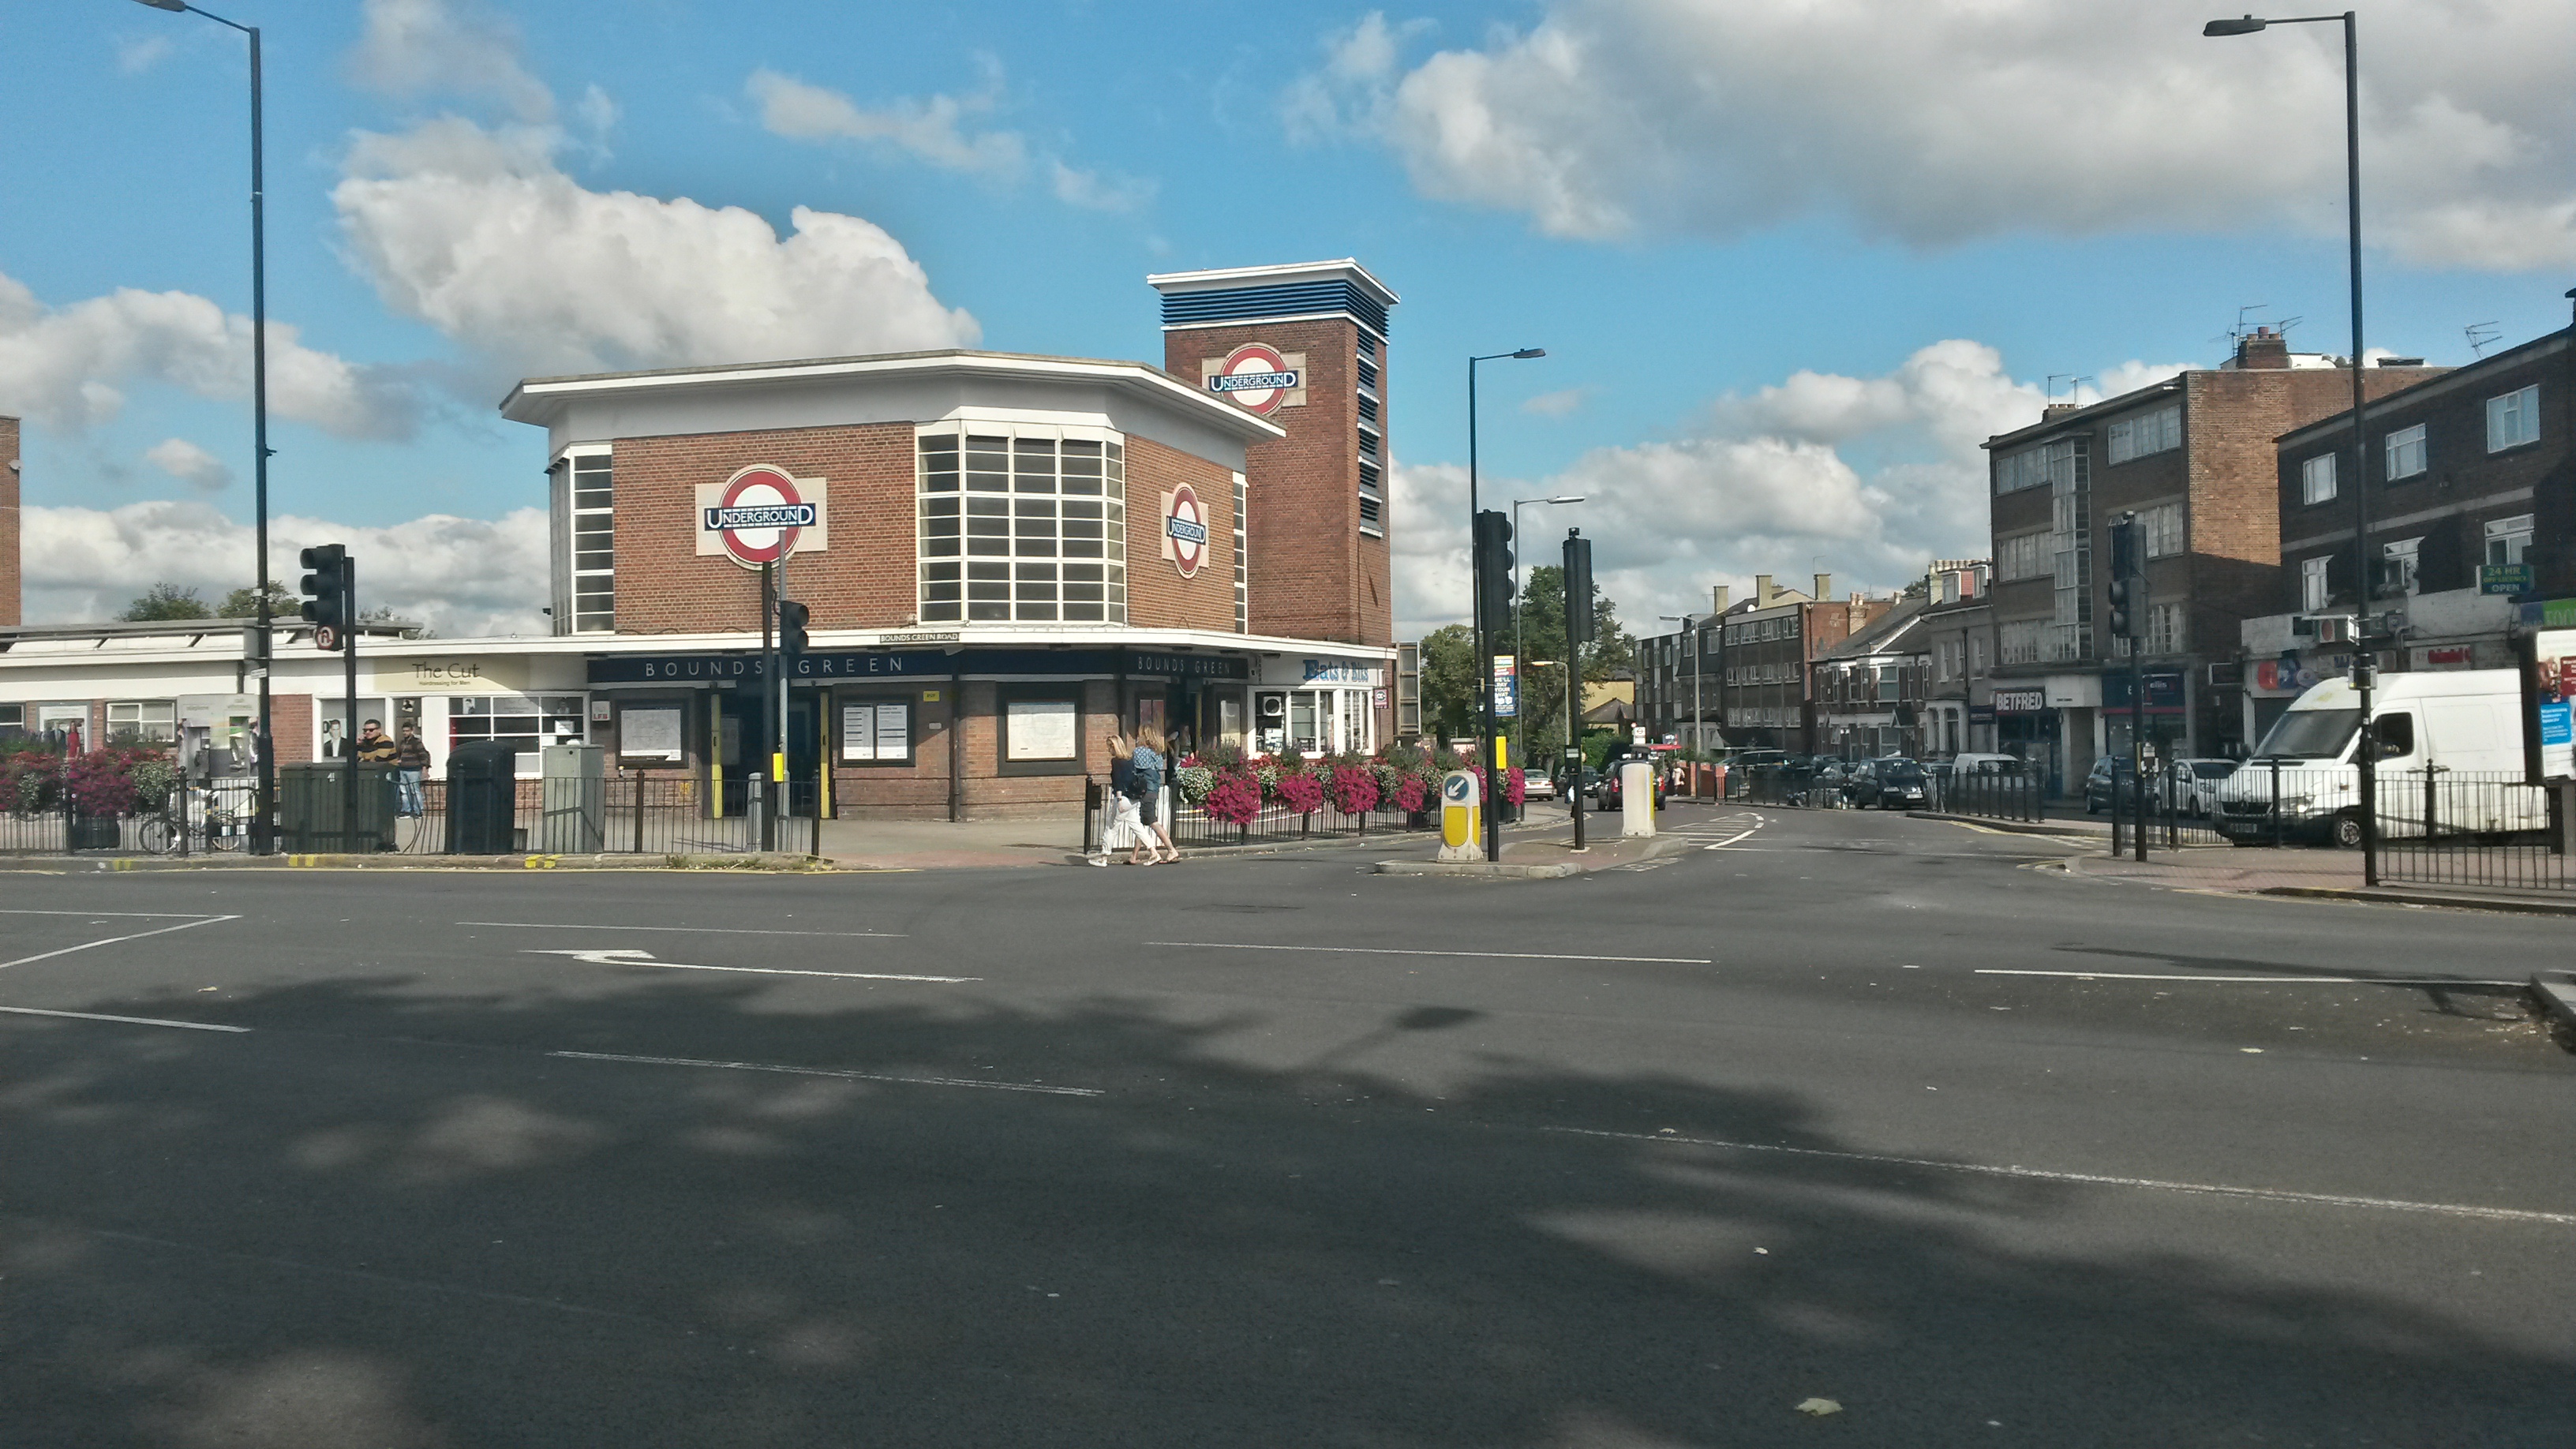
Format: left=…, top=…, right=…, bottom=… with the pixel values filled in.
left=2233, top=325, right=2291, bottom=370
left=1710, top=583, right=1730, bottom=614
left=1754, top=573, right=1774, bottom=608
left=1814, top=572, right=1833, bottom=602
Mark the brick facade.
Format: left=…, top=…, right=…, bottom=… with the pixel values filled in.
left=1, top=414, right=19, bottom=626
left=1119, top=433, right=1239, bottom=631
left=1162, top=319, right=1391, bottom=647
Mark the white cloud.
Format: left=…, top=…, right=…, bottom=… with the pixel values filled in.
left=747, top=66, right=1027, bottom=180
left=1519, top=386, right=1590, bottom=419
left=1049, top=161, right=1155, bottom=213
left=1294, top=1, right=2576, bottom=270
left=144, top=438, right=232, bottom=493
left=0, top=270, right=418, bottom=438
left=331, top=118, right=979, bottom=377
left=21, top=500, right=551, bottom=637
left=1391, top=339, right=2198, bottom=638
left=114, top=34, right=173, bottom=77
left=346, top=0, right=552, bottom=123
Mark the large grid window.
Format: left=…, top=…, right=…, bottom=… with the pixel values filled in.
left=107, top=700, right=176, bottom=744
left=451, top=695, right=587, bottom=760
left=2106, top=405, right=2182, bottom=466
left=2488, top=384, right=2539, bottom=451
left=918, top=428, right=1125, bottom=624
left=549, top=449, right=613, bottom=635
left=2140, top=501, right=2185, bottom=558
left=2383, top=423, right=2427, bottom=481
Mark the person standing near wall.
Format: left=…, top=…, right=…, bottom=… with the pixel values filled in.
left=1134, top=725, right=1181, bottom=863
left=391, top=722, right=431, bottom=818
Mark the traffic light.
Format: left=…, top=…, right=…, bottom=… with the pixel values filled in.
left=777, top=598, right=810, bottom=657
left=298, top=544, right=349, bottom=631
left=1473, top=509, right=1514, bottom=636
left=2104, top=515, right=2140, bottom=641
left=1563, top=530, right=1594, bottom=646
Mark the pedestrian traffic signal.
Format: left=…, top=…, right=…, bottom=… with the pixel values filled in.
left=298, top=544, right=350, bottom=631
left=1563, top=530, right=1594, bottom=646
left=1473, top=509, right=1514, bottom=635
left=2104, top=515, right=2140, bottom=641
left=777, top=598, right=810, bottom=657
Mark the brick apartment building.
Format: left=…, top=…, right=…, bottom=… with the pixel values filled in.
left=1919, top=561, right=1993, bottom=759
left=0, top=261, right=1405, bottom=821
left=1814, top=597, right=1930, bottom=759
left=1717, top=574, right=1889, bottom=753
left=1979, top=328, right=2444, bottom=794
left=2239, top=309, right=2572, bottom=744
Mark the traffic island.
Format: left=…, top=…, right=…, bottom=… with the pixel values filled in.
left=1372, top=833, right=1696, bottom=878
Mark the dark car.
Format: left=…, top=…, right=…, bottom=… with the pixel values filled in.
left=2084, top=756, right=2139, bottom=814
left=1595, top=757, right=1668, bottom=811
left=1850, top=757, right=1929, bottom=810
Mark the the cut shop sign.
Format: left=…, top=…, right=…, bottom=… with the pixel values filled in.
left=695, top=465, right=829, bottom=569
left=1201, top=343, right=1306, bottom=415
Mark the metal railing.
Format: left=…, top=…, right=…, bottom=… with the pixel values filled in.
left=1926, top=768, right=2045, bottom=824
left=391, top=771, right=815, bottom=857
left=2373, top=769, right=2574, bottom=891
left=1087, top=780, right=1436, bottom=853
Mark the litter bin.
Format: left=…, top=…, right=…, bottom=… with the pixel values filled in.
left=539, top=743, right=605, bottom=854
left=447, top=741, right=519, bottom=855
left=279, top=761, right=398, bottom=852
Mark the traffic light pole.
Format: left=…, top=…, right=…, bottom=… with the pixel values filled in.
left=342, top=557, right=359, bottom=855
left=758, top=560, right=776, bottom=852
left=1566, top=529, right=1592, bottom=853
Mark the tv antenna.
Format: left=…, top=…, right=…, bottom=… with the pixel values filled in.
left=2465, top=321, right=2502, bottom=357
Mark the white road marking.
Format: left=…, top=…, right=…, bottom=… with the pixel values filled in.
left=1145, top=942, right=1714, bottom=965
left=1702, top=828, right=1762, bottom=851
left=1547, top=1127, right=2576, bottom=1226
left=0, top=1005, right=249, bottom=1033
left=0, top=915, right=239, bottom=972
left=1975, top=968, right=2520, bottom=987
left=463, top=920, right=904, bottom=938
left=0, top=908, right=238, bottom=919
left=549, top=1050, right=1098, bottom=1096
left=526, top=948, right=975, bottom=983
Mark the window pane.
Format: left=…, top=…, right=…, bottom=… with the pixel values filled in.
left=966, top=436, right=1009, bottom=491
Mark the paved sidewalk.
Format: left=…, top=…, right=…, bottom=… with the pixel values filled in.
left=2065, top=844, right=2576, bottom=915
left=1372, top=824, right=1693, bottom=878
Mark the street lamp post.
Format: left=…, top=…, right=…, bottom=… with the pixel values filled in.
left=136, top=0, right=275, bottom=854
left=1512, top=494, right=1584, bottom=738
left=2203, top=10, right=2376, bottom=884
left=1468, top=348, right=1545, bottom=863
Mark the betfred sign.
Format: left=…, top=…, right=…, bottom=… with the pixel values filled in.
left=1200, top=343, right=1306, bottom=415
left=1162, top=484, right=1209, bottom=578
left=695, top=466, right=828, bottom=569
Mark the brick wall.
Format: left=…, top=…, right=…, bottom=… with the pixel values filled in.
left=1123, top=433, right=1238, bottom=631
left=609, top=423, right=917, bottom=635
left=0, top=414, right=18, bottom=626
left=823, top=679, right=1123, bottom=818
left=272, top=694, right=313, bottom=764
left=1163, top=319, right=1391, bottom=646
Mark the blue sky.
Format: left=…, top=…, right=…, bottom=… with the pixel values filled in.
left=5, top=0, right=2570, bottom=635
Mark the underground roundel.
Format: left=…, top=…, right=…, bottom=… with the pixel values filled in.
left=1204, top=343, right=1301, bottom=415
left=1163, top=485, right=1210, bottom=578
left=703, top=466, right=814, bottom=568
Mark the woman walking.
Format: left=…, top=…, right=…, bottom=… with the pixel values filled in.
left=1134, top=726, right=1181, bottom=863
left=1092, top=732, right=1157, bottom=866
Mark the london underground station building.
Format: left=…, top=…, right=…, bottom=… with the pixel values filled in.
left=0, top=260, right=1402, bottom=820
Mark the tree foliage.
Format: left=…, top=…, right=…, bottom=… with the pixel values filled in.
left=120, top=583, right=213, bottom=622
left=217, top=582, right=298, bottom=619
left=1503, top=564, right=1635, bottom=752
left=1417, top=623, right=1479, bottom=742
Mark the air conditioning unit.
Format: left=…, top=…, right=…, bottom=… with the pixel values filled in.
left=1258, top=695, right=1286, bottom=719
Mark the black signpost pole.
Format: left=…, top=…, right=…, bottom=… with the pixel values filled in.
left=342, top=557, right=359, bottom=855
left=758, top=561, right=776, bottom=851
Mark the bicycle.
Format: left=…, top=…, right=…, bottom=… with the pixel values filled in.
left=137, top=785, right=250, bottom=855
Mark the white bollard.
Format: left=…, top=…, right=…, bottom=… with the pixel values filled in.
left=1621, top=760, right=1654, bottom=838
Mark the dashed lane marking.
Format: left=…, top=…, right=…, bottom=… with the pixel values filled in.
left=464, top=920, right=904, bottom=938
left=526, top=948, right=975, bottom=983
left=1975, top=968, right=2522, bottom=987
left=1547, top=1126, right=2576, bottom=1226
left=0, top=1005, right=249, bottom=1033
left=549, top=1050, right=1098, bottom=1096
left=0, top=914, right=240, bottom=972
left=1146, top=942, right=1714, bottom=965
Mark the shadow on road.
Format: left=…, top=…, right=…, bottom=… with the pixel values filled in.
left=5, top=972, right=2567, bottom=1447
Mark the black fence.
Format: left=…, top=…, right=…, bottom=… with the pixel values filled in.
left=1727, top=762, right=1851, bottom=808
left=1086, top=780, right=1436, bottom=854
left=0, top=768, right=814, bottom=859
left=1925, top=768, right=2046, bottom=824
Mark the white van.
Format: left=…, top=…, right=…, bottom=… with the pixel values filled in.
left=2214, top=668, right=2540, bottom=846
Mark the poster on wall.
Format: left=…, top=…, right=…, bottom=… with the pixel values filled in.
left=2522, top=628, right=2576, bottom=781
left=840, top=703, right=912, bottom=762
left=1005, top=698, right=1077, bottom=761
left=621, top=707, right=684, bottom=761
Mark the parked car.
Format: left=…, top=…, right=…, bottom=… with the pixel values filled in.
left=1949, top=751, right=2024, bottom=777
left=1849, top=757, right=1930, bottom=810
left=2214, top=668, right=2537, bottom=847
left=1523, top=769, right=1558, bottom=800
left=2164, top=758, right=2237, bottom=818
left=2083, top=756, right=2134, bottom=814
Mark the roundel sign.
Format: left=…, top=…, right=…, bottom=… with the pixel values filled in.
left=703, top=466, right=813, bottom=568
left=1207, top=343, right=1298, bottom=415
left=1164, top=484, right=1210, bottom=578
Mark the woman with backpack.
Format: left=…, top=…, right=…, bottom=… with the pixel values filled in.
left=1133, top=725, right=1181, bottom=863
left=1092, top=732, right=1158, bottom=866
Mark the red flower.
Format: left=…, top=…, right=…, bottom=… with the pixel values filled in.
left=1204, top=771, right=1264, bottom=826
left=1329, top=763, right=1380, bottom=814
left=1275, top=769, right=1325, bottom=814
left=1391, top=775, right=1428, bottom=813
left=1504, top=766, right=1526, bottom=807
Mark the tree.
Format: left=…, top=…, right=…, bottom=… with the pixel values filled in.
left=217, top=582, right=298, bottom=619
left=1417, top=623, right=1479, bottom=743
left=1504, top=564, right=1635, bottom=753
left=120, top=583, right=213, bottom=622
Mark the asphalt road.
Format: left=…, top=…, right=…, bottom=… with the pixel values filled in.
left=5, top=804, right=2570, bottom=1447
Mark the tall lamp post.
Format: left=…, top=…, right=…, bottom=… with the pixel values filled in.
left=136, top=0, right=275, bottom=854
left=1468, top=347, right=1545, bottom=862
left=1512, top=494, right=1584, bottom=736
left=2203, top=11, right=2376, bottom=883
